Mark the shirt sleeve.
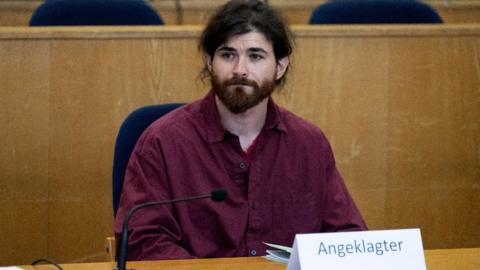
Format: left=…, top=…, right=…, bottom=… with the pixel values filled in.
left=114, top=131, right=194, bottom=260
left=321, top=161, right=368, bottom=232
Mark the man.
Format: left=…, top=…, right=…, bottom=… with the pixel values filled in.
left=115, top=0, right=367, bottom=260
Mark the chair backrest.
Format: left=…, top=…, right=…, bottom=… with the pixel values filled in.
left=112, top=103, right=184, bottom=216
left=30, top=0, right=164, bottom=26
left=309, top=0, right=443, bottom=24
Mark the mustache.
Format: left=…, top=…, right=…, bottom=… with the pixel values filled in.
left=224, top=75, right=258, bottom=88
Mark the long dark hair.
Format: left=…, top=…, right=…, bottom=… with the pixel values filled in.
left=199, top=0, right=293, bottom=86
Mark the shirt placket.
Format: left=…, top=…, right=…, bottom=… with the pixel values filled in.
left=244, top=148, right=264, bottom=257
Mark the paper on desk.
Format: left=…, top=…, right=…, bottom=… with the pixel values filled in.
left=0, top=267, right=24, bottom=270
left=263, top=242, right=292, bottom=264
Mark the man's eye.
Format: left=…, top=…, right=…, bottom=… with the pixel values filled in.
left=221, top=52, right=235, bottom=59
left=250, top=54, right=264, bottom=61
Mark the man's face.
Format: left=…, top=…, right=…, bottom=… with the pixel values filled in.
left=208, top=32, right=289, bottom=114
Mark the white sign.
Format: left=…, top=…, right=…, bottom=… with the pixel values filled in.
left=287, top=228, right=426, bottom=270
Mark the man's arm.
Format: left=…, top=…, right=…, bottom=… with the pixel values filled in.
left=321, top=163, right=368, bottom=232
left=114, top=133, right=194, bottom=260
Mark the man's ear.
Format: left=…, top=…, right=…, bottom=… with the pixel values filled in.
left=207, top=55, right=213, bottom=72
left=275, top=57, right=289, bottom=81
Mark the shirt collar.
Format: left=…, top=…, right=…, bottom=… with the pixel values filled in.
left=201, top=90, right=287, bottom=144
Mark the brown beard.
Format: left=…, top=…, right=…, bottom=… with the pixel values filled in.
left=211, top=74, right=276, bottom=114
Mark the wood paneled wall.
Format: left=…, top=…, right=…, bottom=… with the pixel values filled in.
left=1, top=0, right=480, bottom=26
left=0, top=25, right=479, bottom=266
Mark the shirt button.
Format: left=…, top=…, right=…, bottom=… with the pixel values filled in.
left=251, top=202, right=256, bottom=210
left=250, top=249, right=257, bottom=256
left=239, top=162, right=246, bottom=169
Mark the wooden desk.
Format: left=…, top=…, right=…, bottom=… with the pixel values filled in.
left=18, top=248, right=480, bottom=270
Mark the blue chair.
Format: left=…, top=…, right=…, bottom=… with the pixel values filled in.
left=309, top=0, right=443, bottom=24
left=30, top=0, right=164, bottom=26
left=112, top=103, right=184, bottom=216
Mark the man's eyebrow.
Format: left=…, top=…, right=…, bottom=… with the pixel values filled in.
left=216, top=46, right=269, bottom=54
left=217, top=46, right=236, bottom=52
left=248, top=47, right=268, bottom=54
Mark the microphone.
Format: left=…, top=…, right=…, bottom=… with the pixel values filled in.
left=116, top=188, right=228, bottom=270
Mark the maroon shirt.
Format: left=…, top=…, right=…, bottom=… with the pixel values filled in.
left=114, top=91, right=367, bottom=260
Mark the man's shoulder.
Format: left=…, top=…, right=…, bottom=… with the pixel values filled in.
left=277, top=107, right=335, bottom=162
left=136, top=99, right=205, bottom=145
left=279, top=107, right=328, bottom=141
left=158, top=98, right=206, bottom=129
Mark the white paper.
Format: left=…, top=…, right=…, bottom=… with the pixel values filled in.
left=265, top=250, right=290, bottom=264
left=263, top=242, right=292, bottom=264
left=263, top=242, right=293, bottom=253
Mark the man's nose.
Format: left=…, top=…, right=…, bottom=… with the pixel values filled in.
left=232, top=57, right=247, bottom=77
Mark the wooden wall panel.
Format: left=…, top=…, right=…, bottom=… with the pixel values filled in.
left=0, top=39, right=50, bottom=266
left=0, top=25, right=479, bottom=265
left=383, top=34, right=480, bottom=248
left=434, top=1, right=480, bottom=23
left=0, top=1, right=40, bottom=26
